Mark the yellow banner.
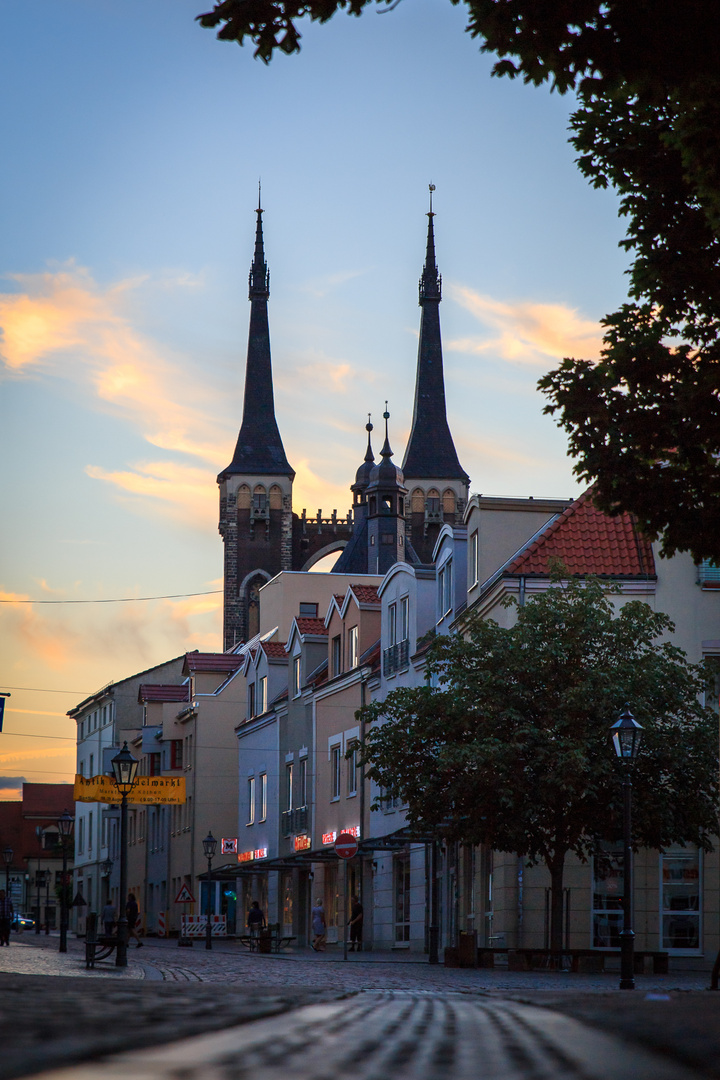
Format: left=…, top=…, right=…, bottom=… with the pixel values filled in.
left=73, top=774, right=186, bottom=805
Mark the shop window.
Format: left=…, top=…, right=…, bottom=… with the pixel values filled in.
left=394, top=852, right=411, bottom=942
left=592, top=843, right=624, bottom=948
left=661, top=848, right=701, bottom=951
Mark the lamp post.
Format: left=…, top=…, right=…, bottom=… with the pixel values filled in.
left=203, top=832, right=217, bottom=951
left=35, top=869, right=46, bottom=934
left=610, top=704, right=643, bottom=990
left=2, top=847, right=12, bottom=900
left=111, top=743, right=139, bottom=968
left=56, top=811, right=74, bottom=954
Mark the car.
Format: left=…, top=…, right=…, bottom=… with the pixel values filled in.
left=12, top=913, right=35, bottom=932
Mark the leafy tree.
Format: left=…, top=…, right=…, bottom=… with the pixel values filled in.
left=359, top=577, right=718, bottom=950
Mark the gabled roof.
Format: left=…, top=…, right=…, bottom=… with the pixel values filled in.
left=503, top=489, right=656, bottom=579
left=260, top=641, right=288, bottom=660
left=295, top=617, right=327, bottom=636
left=138, top=685, right=189, bottom=704
left=183, top=653, right=245, bottom=675
left=350, top=584, right=381, bottom=604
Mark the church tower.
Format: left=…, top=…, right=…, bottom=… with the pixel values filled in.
left=402, top=187, right=469, bottom=562
left=366, top=409, right=408, bottom=575
left=218, top=200, right=295, bottom=649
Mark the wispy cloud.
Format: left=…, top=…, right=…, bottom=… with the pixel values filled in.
left=447, top=285, right=603, bottom=366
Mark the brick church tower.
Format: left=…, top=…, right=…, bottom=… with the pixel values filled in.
left=401, top=187, right=470, bottom=562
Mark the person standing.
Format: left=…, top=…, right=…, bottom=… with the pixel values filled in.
left=101, top=900, right=116, bottom=937
left=247, top=900, right=265, bottom=947
left=311, top=898, right=326, bottom=952
left=126, top=893, right=143, bottom=947
left=0, top=890, right=13, bottom=946
left=348, top=894, right=364, bottom=952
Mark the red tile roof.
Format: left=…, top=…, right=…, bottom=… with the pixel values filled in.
left=333, top=594, right=345, bottom=606
left=261, top=641, right=288, bottom=659
left=183, top=653, right=245, bottom=674
left=138, top=684, right=189, bottom=704
left=295, top=617, right=327, bottom=636
left=505, top=490, right=656, bottom=578
left=350, top=584, right=381, bottom=605
left=21, top=783, right=74, bottom=817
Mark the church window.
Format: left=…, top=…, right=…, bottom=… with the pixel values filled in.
left=253, top=486, right=267, bottom=511
left=269, top=485, right=283, bottom=510
left=443, top=489, right=455, bottom=515
left=237, top=485, right=251, bottom=509
left=426, top=489, right=441, bottom=519
left=411, top=489, right=424, bottom=513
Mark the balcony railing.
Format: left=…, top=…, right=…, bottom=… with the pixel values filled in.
left=281, top=805, right=309, bottom=837
left=383, top=639, right=409, bottom=676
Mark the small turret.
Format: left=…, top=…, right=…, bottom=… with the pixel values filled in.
left=366, top=406, right=408, bottom=574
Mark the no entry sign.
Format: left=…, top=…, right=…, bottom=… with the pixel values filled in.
left=335, top=832, right=358, bottom=860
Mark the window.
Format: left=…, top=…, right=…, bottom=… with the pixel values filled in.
left=286, top=763, right=294, bottom=812
left=697, top=559, right=720, bottom=588
left=400, top=596, right=409, bottom=642
left=438, top=559, right=453, bottom=617
left=331, top=746, right=341, bottom=799
left=258, top=676, right=268, bottom=714
left=661, top=848, right=701, bottom=951
left=347, top=626, right=359, bottom=668
left=388, top=603, right=397, bottom=646
left=592, top=843, right=624, bottom=947
left=248, top=682, right=255, bottom=718
left=332, top=635, right=341, bottom=676
left=247, top=777, right=256, bottom=825
left=299, top=602, right=318, bottom=617
left=170, top=740, right=183, bottom=769
left=470, top=531, right=479, bottom=587
left=347, top=741, right=358, bottom=796
left=89, top=754, right=94, bottom=777
left=293, top=656, right=302, bottom=697
left=78, top=817, right=85, bottom=854
left=148, top=752, right=161, bottom=777
left=394, top=852, right=411, bottom=941
left=298, top=758, right=307, bottom=807
left=260, top=773, right=267, bottom=821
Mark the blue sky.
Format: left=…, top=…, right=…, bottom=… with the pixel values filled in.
left=0, top=0, right=628, bottom=794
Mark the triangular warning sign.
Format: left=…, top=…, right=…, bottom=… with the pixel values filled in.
left=174, top=884, right=195, bottom=904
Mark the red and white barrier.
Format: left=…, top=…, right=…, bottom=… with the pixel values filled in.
left=157, top=911, right=166, bottom=937
left=181, top=914, right=227, bottom=937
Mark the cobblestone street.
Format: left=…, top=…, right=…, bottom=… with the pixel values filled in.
left=2, top=934, right=720, bottom=1079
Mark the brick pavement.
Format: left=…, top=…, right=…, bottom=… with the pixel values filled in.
left=2, top=935, right=720, bottom=1079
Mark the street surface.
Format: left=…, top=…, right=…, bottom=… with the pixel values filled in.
left=1, top=934, right=719, bottom=1079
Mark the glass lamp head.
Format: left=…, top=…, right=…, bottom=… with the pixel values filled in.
left=610, top=704, right=643, bottom=761
left=111, top=742, right=139, bottom=794
left=203, top=832, right=217, bottom=859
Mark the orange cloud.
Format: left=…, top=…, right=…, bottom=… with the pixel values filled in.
left=447, top=285, right=603, bottom=366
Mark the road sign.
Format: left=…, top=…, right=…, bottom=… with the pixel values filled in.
left=174, top=884, right=196, bottom=904
left=335, top=832, right=358, bottom=860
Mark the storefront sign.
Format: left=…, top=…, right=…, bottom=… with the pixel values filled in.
left=322, top=831, right=337, bottom=845
left=221, top=838, right=238, bottom=855
left=238, top=847, right=268, bottom=863
left=294, top=835, right=311, bottom=851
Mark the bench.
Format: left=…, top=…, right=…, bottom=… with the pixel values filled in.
left=473, top=947, right=668, bottom=974
left=85, top=913, right=119, bottom=968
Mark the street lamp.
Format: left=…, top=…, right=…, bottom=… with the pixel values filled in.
left=610, top=704, right=643, bottom=990
left=2, top=847, right=12, bottom=899
left=56, top=810, right=74, bottom=954
left=35, top=869, right=46, bottom=934
left=111, top=743, right=139, bottom=968
left=202, top=832, right=217, bottom=951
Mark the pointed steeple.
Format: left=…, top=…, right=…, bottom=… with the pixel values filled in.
left=219, top=198, right=294, bottom=480
left=366, top=405, right=408, bottom=574
left=402, top=187, right=469, bottom=483
left=351, top=415, right=375, bottom=498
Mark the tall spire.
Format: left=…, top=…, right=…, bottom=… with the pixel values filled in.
left=219, top=200, right=294, bottom=479
left=402, top=186, right=468, bottom=483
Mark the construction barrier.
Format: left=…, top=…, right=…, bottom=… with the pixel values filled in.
left=157, top=911, right=166, bottom=938
left=181, top=914, right=227, bottom=938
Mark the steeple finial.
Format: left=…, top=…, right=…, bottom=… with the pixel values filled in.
left=364, top=414, right=374, bottom=462
left=419, top=185, right=441, bottom=303
left=249, top=193, right=269, bottom=299
left=381, top=402, right=392, bottom=458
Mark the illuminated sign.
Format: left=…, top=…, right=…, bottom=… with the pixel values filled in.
left=221, top=838, right=238, bottom=855
left=254, top=848, right=268, bottom=859
left=294, top=835, right=311, bottom=852
left=238, top=847, right=268, bottom=864
left=322, top=831, right=337, bottom=845
left=347, top=826, right=361, bottom=839
left=323, top=827, right=360, bottom=844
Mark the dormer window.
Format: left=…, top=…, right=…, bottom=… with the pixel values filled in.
left=258, top=676, right=268, bottom=714
left=438, top=559, right=453, bottom=618
left=299, top=602, right=318, bottom=617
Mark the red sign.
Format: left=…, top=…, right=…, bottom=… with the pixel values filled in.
left=322, top=831, right=337, bottom=846
left=174, top=884, right=196, bottom=904
left=335, top=832, right=358, bottom=860
left=294, top=835, right=311, bottom=851
left=221, top=837, right=238, bottom=855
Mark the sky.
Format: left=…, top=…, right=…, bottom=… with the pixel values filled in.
left=0, top=0, right=629, bottom=798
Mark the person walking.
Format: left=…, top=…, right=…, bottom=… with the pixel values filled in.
left=247, top=900, right=265, bottom=949
left=348, top=894, right=364, bottom=952
left=311, top=898, right=326, bottom=952
left=126, top=893, right=143, bottom=947
left=0, top=890, right=13, bottom=946
left=101, top=900, right=116, bottom=937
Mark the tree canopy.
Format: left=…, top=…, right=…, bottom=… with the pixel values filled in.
left=359, top=578, right=718, bottom=948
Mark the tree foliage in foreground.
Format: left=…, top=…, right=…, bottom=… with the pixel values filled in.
left=359, top=578, right=718, bottom=949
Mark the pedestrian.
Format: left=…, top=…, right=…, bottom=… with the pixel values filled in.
left=247, top=900, right=265, bottom=947
left=126, top=893, right=143, bottom=947
left=101, top=900, right=116, bottom=937
left=0, top=889, right=13, bottom=946
left=347, top=894, right=364, bottom=952
left=311, top=898, right=326, bottom=952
